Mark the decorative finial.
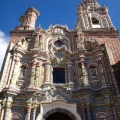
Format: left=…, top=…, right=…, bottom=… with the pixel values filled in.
left=36, top=24, right=42, bottom=31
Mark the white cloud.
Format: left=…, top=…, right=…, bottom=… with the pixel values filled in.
left=0, top=31, right=8, bottom=70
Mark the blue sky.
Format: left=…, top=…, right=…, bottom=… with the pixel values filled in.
left=0, top=0, right=120, bottom=68
left=0, top=0, right=120, bottom=35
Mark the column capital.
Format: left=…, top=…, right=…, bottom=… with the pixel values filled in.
left=44, top=61, right=51, bottom=65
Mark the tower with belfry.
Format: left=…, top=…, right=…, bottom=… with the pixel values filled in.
left=0, top=0, right=120, bottom=120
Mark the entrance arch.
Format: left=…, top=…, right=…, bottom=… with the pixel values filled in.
left=46, top=112, right=73, bottom=120
left=43, top=108, right=76, bottom=120
left=36, top=101, right=82, bottom=120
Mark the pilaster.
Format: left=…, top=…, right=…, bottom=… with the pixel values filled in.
left=67, top=61, right=74, bottom=89
left=10, top=57, right=20, bottom=89
left=28, top=60, right=36, bottom=88
left=44, top=62, right=51, bottom=89
left=3, top=96, right=13, bottom=120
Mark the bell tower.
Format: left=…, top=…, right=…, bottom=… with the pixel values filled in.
left=19, top=7, right=40, bottom=30
left=75, top=0, right=115, bottom=30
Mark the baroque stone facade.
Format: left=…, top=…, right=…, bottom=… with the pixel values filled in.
left=0, top=0, right=120, bottom=120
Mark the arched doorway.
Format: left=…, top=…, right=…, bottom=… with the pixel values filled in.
left=46, top=112, right=73, bottom=120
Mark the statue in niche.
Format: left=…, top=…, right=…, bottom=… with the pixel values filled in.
left=99, top=64, right=103, bottom=74
left=90, top=66, right=97, bottom=77
left=82, top=67, right=87, bottom=75
left=20, top=65, right=26, bottom=77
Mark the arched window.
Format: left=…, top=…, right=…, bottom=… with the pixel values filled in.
left=12, top=113, right=21, bottom=120
left=92, top=18, right=99, bottom=24
left=91, top=14, right=102, bottom=28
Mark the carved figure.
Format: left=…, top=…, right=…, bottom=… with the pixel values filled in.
left=90, top=67, right=97, bottom=77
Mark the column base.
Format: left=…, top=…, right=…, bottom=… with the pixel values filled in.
left=68, top=82, right=74, bottom=90
left=27, top=84, right=36, bottom=91
left=9, top=84, right=17, bottom=90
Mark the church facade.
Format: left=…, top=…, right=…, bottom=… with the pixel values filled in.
left=0, top=0, right=120, bottom=120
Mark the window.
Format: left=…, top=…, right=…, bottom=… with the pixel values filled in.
left=54, top=40, right=64, bottom=47
left=53, top=68, right=65, bottom=83
left=91, top=14, right=102, bottom=28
